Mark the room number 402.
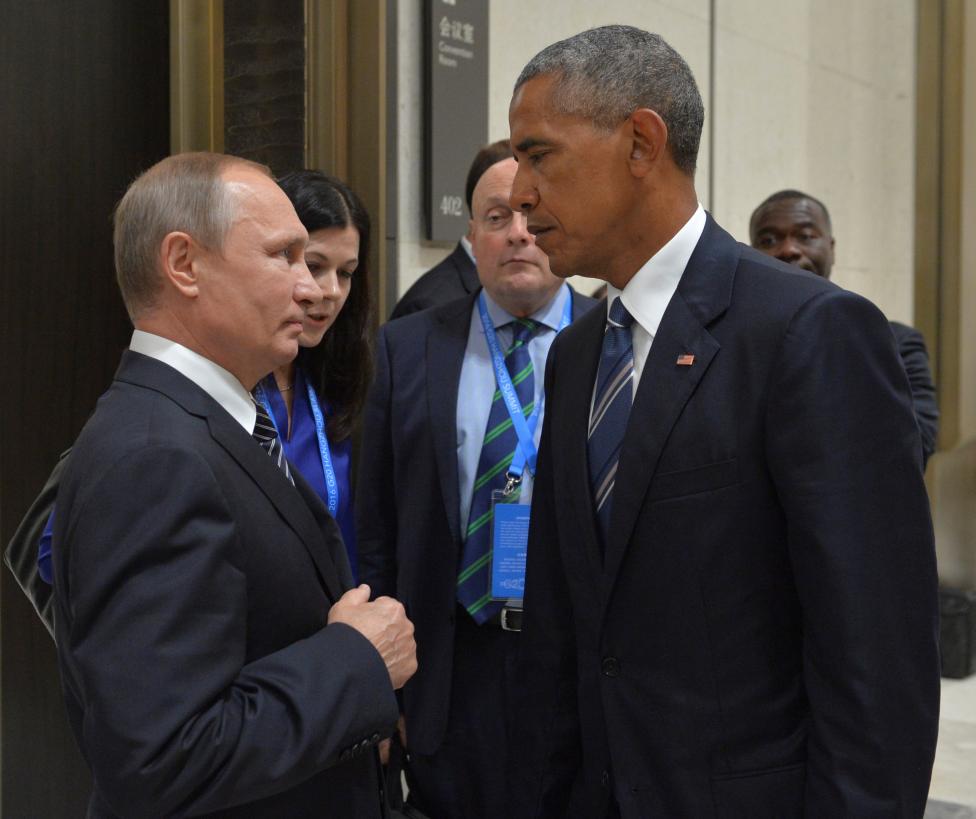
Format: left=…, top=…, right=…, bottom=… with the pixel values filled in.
left=439, top=195, right=463, bottom=217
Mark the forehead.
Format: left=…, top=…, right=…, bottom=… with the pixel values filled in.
left=753, top=198, right=829, bottom=232
left=223, top=168, right=306, bottom=239
left=471, top=158, right=517, bottom=210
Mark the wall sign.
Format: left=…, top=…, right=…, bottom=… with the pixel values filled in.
left=424, top=0, right=489, bottom=242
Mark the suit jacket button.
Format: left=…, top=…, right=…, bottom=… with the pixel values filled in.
left=601, top=657, right=620, bottom=677
left=339, top=749, right=351, bottom=762
left=601, top=770, right=610, bottom=788
left=371, top=733, right=381, bottom=743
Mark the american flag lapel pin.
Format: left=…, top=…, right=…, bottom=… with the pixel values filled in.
left=676, top=353, right=695, bottom=366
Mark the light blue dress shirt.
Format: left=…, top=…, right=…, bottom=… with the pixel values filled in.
left=456, top=283, right=571, bottom=537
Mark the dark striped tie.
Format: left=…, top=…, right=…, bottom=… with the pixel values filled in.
left=588, top=297, right=635, bottom=551
left=252, top=399, right=295, bottom=485
left=457, top=319, right=538, bottom=624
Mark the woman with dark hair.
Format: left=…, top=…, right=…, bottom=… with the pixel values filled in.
left=255, top=170, right=373, bottom=579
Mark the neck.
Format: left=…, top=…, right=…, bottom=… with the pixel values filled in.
left=605, top=181, right=698, bottom=291
left=487, top=284, right=562, bottom=319
left=272, top=360, right=297, bottom=391
left=136, top=309, right=267, bottom=391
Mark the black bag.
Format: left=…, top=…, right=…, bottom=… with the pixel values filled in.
left=384, top=731, right=431, bottom=819
left=3, top=449, right=70, bottom=639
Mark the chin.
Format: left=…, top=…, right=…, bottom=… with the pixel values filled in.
left=298, top=329, right=328, bottom=349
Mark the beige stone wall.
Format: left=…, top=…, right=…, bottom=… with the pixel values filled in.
left=395, top=1, right=917, bottom=323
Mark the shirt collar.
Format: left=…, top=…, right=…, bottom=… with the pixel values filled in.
left=460, top=235, right=475, bottom=264
left=607, top=204, right=706, bottom=337
left=481, top=282, right=571, bottom=331
left=129, top=330, right=257, bottom=433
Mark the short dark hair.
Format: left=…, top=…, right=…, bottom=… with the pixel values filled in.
left=514, top=25, right=704, bottom=175
left=750, top=189, right=832, bottom=234
left=465, top=139, right=512, bottom=215
left=276, top=170, right=373, bottom=444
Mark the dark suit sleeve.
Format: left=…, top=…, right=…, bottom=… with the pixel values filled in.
left=3, top=448, right=71, bottom=638
left=356, top=326, right=400, bottom=600
left=509, top=341, right=583, bottom=817
left=892, top=323, right=939, bottom=467
left=764, top=290, right=940, bottom=816
left=58, top=444, right=397, bottom=818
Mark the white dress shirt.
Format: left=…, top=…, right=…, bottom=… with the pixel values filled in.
left=129, top=330, right=257, bottom=433
left=605, top=204, right=706, bottom=394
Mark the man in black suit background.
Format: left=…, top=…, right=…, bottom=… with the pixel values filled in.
left=390, top=140, right=512, bottom=319
left=357, top=142, right=596, bottom=818
left=506, top=26, right=939, bottom=818
left=51, top=152, right=416, bottom=818
left=749, top=189, right=939, bottom=466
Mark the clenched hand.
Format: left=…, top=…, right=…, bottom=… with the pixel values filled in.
left=329, top=584, right=417, bottom=690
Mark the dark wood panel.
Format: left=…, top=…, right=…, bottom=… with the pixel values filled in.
left=0, top=2, right=170, bottom=816
left=224, top=0, right=305, bottom=175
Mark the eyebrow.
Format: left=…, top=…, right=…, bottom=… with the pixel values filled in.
left=514, top=137, right=550, bottom=154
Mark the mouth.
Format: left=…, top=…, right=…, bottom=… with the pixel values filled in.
left=304, top=312, right=331, bottom=324
left=504, top=256, right=538, bottom=267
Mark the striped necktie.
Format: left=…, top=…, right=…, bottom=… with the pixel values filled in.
left=252, top=399, right=295, bottom=485
left=588, top=297, right=635, bottom=551
left=457, top=318, right=538, bottom=624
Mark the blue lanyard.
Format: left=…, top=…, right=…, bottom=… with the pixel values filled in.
left=256, top=375, right=339, bottom=516
left=477, top=290, right=573, bottom=482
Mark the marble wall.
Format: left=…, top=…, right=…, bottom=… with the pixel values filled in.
left=394, top=0, right=916, bottom=324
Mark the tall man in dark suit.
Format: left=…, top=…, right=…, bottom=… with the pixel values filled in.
left=390, top=139, right=512, bottom=319
left=357, top=143, right=596, bottom=818
left=749, top=189, right=939, bottom=465
left=51, top=152, right=416, bottom=818
left=506, top=26, right=940, bottom=818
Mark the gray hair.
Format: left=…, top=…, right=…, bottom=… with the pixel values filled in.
left=514, top=25, right=704, bottom=175
left=112, top=152, right=270, bottom=319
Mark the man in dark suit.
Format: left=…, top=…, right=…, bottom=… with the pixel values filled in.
left=506, top=26, right=940, bottom=818
left=390, top=140, right=512, bottom=319
left=749, top=189, right=939, bottom=465
left=357, top=147, right=596, bottom=818
left=51, top=152, right=417, bottom=818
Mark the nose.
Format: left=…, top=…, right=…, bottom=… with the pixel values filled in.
left=319, top=269, right=342, bottom=301
left=509, top=163, right=538, bottom=214
left=294, top=260, right=321, bottom=308
left=775, top=238, right=802, bottom=264
left=507, top=211, right=531, bottom=245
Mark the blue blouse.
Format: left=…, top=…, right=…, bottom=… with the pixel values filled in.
left=257, top=367, right=358, bottom=582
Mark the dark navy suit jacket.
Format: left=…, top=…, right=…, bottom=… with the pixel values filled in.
left=510, top=217, right=940, bottom=818
left=389, top=242, right=479, bottom=320
left=356, top=287, right=596, bottom=756
left=52, top=351, right=398, bottom=818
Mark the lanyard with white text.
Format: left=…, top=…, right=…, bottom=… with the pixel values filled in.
left=477, top=290, right=573, bottom=487
left=256, top=376, right=339, bottom=516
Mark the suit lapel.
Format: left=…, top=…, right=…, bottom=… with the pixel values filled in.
left=553, top=305, right=607, bottom=579
left=426, top=295, right=476, bottom=549
left=116, top=352, right=344, bottom=603
left=603, top=216, right=740, bottom=591
left=208, top=416, right=345, bottom=602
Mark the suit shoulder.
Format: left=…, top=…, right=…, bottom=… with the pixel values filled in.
left=390, top=246, right=474, bottom=318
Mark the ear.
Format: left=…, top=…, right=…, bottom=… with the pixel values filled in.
left=829, top=236, right=836, bottom=263
left=159, top=231, right=201, bottom=299
left=627, top=108, right=668, bottom=177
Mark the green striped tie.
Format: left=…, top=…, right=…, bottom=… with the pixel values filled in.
left=457, top=319, right=538, bottom=623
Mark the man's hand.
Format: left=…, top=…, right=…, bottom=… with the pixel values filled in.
left=329, top=585, right=417, bottom=690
